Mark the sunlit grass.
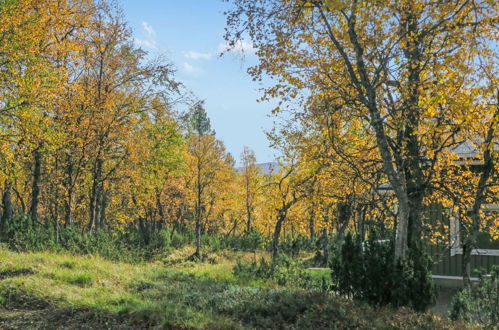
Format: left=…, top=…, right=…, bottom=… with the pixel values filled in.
left=0, top=246, right=465, bottom=329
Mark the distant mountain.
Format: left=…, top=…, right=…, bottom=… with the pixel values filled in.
left=235, top=162, right=280, bottom=175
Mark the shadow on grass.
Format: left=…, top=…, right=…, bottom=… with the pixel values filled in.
left=0, top=285, right=139, bottom=330
left=0, top=268, right=36, bottom=280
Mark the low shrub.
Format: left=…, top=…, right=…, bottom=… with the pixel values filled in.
left=201, top=229, right=264, bottom=252
left=280, top=234, right=317, bottom=257
left=331, top=233, right=437, bottom=311
left=0, top=215, right=177, bottom=262
left=0, top=215, right=267, bottom=263
left=233, top=254, right=328, bottom=290
left=450, top=265, right=498, bottom=327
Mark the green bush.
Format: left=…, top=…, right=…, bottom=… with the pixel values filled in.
left=200, top=229, right=264, bottom=252
left=0, top=215, right=269, bottom=263
left=170, top=230, right=193, bottom=248
left=233, top=254, right=327, bottom=290
left=0, top=215, right=59, bottom=251
left=331, top=233, right=437, bottom=311
left=228, top=228, right=264, bottom=251
left=280, top=234, right=317, bottom=257
left=0, top=215, right=184, bottom=262
left=450, top=265, right=498, bottom=327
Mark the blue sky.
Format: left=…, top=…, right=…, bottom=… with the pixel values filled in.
left=119, top=0, right=277, bottom=165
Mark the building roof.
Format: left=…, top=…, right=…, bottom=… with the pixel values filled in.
left=448, top=141, right=479, bottom=159
left=377, top=139, right=497, bottom=192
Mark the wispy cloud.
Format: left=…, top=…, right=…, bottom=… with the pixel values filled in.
left=183, top=51, right=212, bottom=60
left=181, top=62, right=203, bottom=76
left=135, top=38, right=156, bottom=49
left=134, top=21, right=157, bottom=50
left=142, top=21, right=155, bottom=39
left=218, top=40, right=256, bottom=55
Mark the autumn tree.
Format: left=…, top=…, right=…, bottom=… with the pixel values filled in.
left=120, top=95, right=185, bottom=243
left=0, top=0, right=95, bottom=227
left=259, top=139, right=317, bottom=258
left=186, top=101, right=234, bottom=257
left=225, top=0, right=498, bottom=261
left=240, top=146, right=259, bottom=233
left=0, top=0, right=186, bottom=240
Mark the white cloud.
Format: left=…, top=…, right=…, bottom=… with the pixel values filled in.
left=183, top=51, right=212, bottom=60
left=134, top=38, right=156, bottom=49
left=218, top=40, right=256, bottom=55
left=181, top=62, right=203, bottom=75
left=134, top=21, right=157, bottom=50
left=142, top=21, right=156, bottom=39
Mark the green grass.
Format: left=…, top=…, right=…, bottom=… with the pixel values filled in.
left=307, top=268, right=331, bottom=280
left=0, top=247, right=470, bottom=329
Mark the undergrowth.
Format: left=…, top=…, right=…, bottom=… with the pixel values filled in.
left=0, top=248, right=468, bottom=329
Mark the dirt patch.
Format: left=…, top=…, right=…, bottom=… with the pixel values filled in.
left=0, top=306, right=144, bottom=330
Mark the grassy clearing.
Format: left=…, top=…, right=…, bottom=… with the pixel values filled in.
left=0, top=247, right=470, bottom=329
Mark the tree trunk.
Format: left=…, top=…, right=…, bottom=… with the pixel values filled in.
left=228, top=217, right=238, bottom=236
left=272, top=211, right=286, bottom=259
left=462, top=238, right=474, bottom=285
left=97, top=189, right=107, bottom=231
left=246, top=203, right=252, bottom=233
left=88, top=159, right=103, bottom=232
left=1, top=181, right=13, bottom=227
left=336, top=200, right=352, bottom=244
left=156, top=188, right=165, bottom=225
left=65, top=193, right=74, bottom=227
left=64, top=157, right=74, bottom=227
left=463, top=94, right=498, bottom=284
left=321, top=228, right=330, bottom=266
left=309, top=208, right=315, bottom=239
left=12, top=186, right=25, bottom=214
left=394, top=198, right=410, bottom=260
left=358, top=205, right=366, bottom=242
left=30, top=147, right=42, bottom=223
left=194, top=148, right=202, bottom=257
left=138, top=217, right=150, bottom=245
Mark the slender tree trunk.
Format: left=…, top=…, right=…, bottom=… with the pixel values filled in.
left=462, top=239, right=474, bottom=285
left=156, top=188, right=165, bottom=225
left=88, top=185, right=97, bottom=231
left=138, top=216, right=150, bottom=245
left=30, top=147, right=42, bottom=223
left=1, top=181, right=13, bottom=227
left=65, top=192, right=74, bottom=227
left=246, top=202, right=252, bottom=233
left=12, top=186, right=25, bottom=214
left=358, top=205, right=366, bottom=242
left=97, top=189, right=107, bottom=231
left=195, top=147, right=202, bottom=258
left=65, top=157, right=74, bottom=227
left=321, top=228, right=330, bottom=266
left=462, top=94, right=498, bottom=284
left=336, top=200, right=351, bottom=244
left=228, top=217, right=238, bottom=236
left=309, top=207, right=315, bottom=239
left=88, top=159, right=103, bottom=232
left=272, top=211, right=286, bottom=259
left=245, top=175, right=252, bottom=233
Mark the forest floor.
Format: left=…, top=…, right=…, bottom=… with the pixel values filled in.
left=0, top=247, right=472, bottom=329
